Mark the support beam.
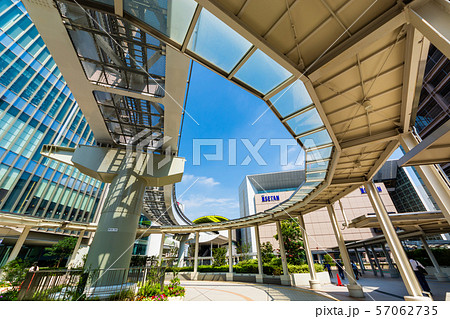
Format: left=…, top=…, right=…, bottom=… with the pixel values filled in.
left=365, top=181, right=430, bottom=300
left=227, top=229, right=233, bottom=281
left=354, top=248, right=365, bottom=274
left=193, top=231, right=199, bottom=279
left=364, top=245, right=377, bottom=276
left=275, top=220, right=290, bottom=285
left=327, top=205, right=364, bottom=298
left=299, top=215, right=321, bottom=289
left=158, top=233, right=166, bottom=266
left=67, top=230, right=85, bottom=269
left=400, top=25, right=429, bottom=133
left=340, top=129, right=399, bottom=151
left=400, top=132, right=450, bottom=226
left=370, top=245, right=384, bottom=277
left=381, top=244, right=400, bottom=278
left=177, top=235, right=188, bottom=267
left=407, top=0, right=450, bottom=59
left=6, top=226, right=31, bottom=264
left=254, top=225, right=264, bottom=283
left=421, top=235, right=449, bottom=281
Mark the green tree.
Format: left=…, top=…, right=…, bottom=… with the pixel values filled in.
left=45, top=237, right=77, bottom=268
left=237, top=243, right=251, bottom=262
left=212, top=247, right=227, bottom=267
left=260, top=242, right=275, bottom=263
left=274, top=219, right=305, bottom=265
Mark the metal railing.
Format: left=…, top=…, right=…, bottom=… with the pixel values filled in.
left=17, top=266, right=166, bottom=301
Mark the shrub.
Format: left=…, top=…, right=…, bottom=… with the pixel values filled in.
left=0, top=289, right=19, bottom=301
left=138, top=282, right=162, bottom=298
left=323, top=254, right=335, bottom=266
left=107, top=289, right=135, bottom=301
left=165, top=266, right=193, bottom=272
left=0, top=259, right=29, bottom=288
left=260, top=242, right=275, bottom=263
left=198, top=265, right=228, bottom=272
left=406, top=248, right=450, bottom=267
left=212, top=247, right=227, bottom=267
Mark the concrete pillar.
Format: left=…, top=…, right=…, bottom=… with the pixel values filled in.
left=327, top=205, right=364, bottom=298
left=275, top=220, right=291, bottom=285
left=381, top=244, right=400, bottom=278
left=254, top=225, right=264, bottom=283
left=84, top=160, right=147, bottom=277
left=370, top=245, right=384, bottom=277
left=177, top=236, right=188, bottom=267
left=354, top=249, right=365, bottom=274
left=67, top=230, right=85, bottom=269
left=421, top=236, right=449, bottom=281
left=6, top=226, right=31, bottom=264
left=193, top=232, right=199, bottom=280
left=400, top=132, right=450, bottom=226
left=158, top=233, right=166, bottom=266
left=365, top=181, right=430, bottom=301
left=227, top=229, right=233, bottom=281
left=364, top=245, right=377, bottom=276
left=299, top=215, right=321, bottom=289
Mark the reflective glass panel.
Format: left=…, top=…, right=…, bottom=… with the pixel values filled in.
left=306, top=146, right=332, bottom=162
left=188, top=9, right=251, bottom=72
left=286, top=108, right=323, bottom=135
left=307, top=160, right=329, bottom=172
left=270, top=80, right=312, bottom=117
left=124, top=0, right=197, bottom=44
left=299, top=129, right=332, bottom=148
left=235, top=49, right=291, bottom=94
left=306, top=171, right=326, bottom=180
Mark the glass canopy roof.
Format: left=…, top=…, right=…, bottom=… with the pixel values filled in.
left=61, top=0, right=336, bottom=214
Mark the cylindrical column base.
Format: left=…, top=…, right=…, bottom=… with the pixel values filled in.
left=226, top=273, right=234, bottom=281
left=347, top=284, right=365, bottom=298
left=280, top=274, right=291, bottom=286
left=255, top=274, right=264, bottom=283
left=309, top=279, right=321, bottom=289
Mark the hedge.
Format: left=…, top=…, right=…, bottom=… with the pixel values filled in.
left=166, top=260, right=325, bottom=275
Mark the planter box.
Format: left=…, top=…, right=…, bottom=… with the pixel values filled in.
left=290, top=271, right=330, bottom=287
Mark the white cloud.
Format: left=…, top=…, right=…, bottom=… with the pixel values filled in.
left=281, top=161, right=304, bottom=171
left=180, top=174, right=220, bottom=187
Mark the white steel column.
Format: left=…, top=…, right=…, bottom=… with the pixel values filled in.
left=6, top=226, right=31, bottom=264
left=67, top=230, right=85, bottom=269
left=364, top=245, right=378, bottom=276
left=421, top=236, right=449, bottom=281
left=227, top=229, right=233, bottom=281
left=370, top=245, right=384, bottom=277
left=354, top=249, right=365, bottom=274
left=365, top=181, right=430, bottom=300
left=298, top=215, right=321, bottom=289
left=193, top=231, right=199, bottom=280
left=275, top=220, right=291, bottom=285
left=400, top=132, right=450, bottom=226
left=327, top=205, right=364, bottom=298
left=381, top=244, right=400, bottom=278
left=254, top=225, right=264, bottom=283
left=158, top=233, right=166, bottom=266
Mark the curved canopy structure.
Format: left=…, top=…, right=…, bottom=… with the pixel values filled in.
left=23, top=0, right=450, bottom=229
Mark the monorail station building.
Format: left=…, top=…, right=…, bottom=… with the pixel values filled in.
left=0, top=0, right=450, bottom=302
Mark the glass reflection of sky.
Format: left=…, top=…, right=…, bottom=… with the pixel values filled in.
left=235, top=49, right=291, bottom=94
left=270, top=80, right=312, bottom=117
left=188, top=9, right=252, bottom=72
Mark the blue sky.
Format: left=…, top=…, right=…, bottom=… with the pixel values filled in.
left=175, top=62, right=405, bottom=221
left=175, top=62, right=303, bottom=221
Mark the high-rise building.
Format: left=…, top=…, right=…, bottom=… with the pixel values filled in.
left=0, top=0, right=105, bottom=266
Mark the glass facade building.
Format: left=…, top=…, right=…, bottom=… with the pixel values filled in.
left=415, top=44, right=450, bottom=177
left=0, top=0, right=105, bottom=263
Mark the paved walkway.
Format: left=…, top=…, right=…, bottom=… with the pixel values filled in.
left=178, top=271, right=449, bottom=301
left=313, top=271, right=450, bottom=301
left=181, top=281, right=336, bottom=301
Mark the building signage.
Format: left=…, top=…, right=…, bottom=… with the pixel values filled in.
left=107, top=228, right=118, bottom=232
left=261, top=195, right=280, bottom=202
